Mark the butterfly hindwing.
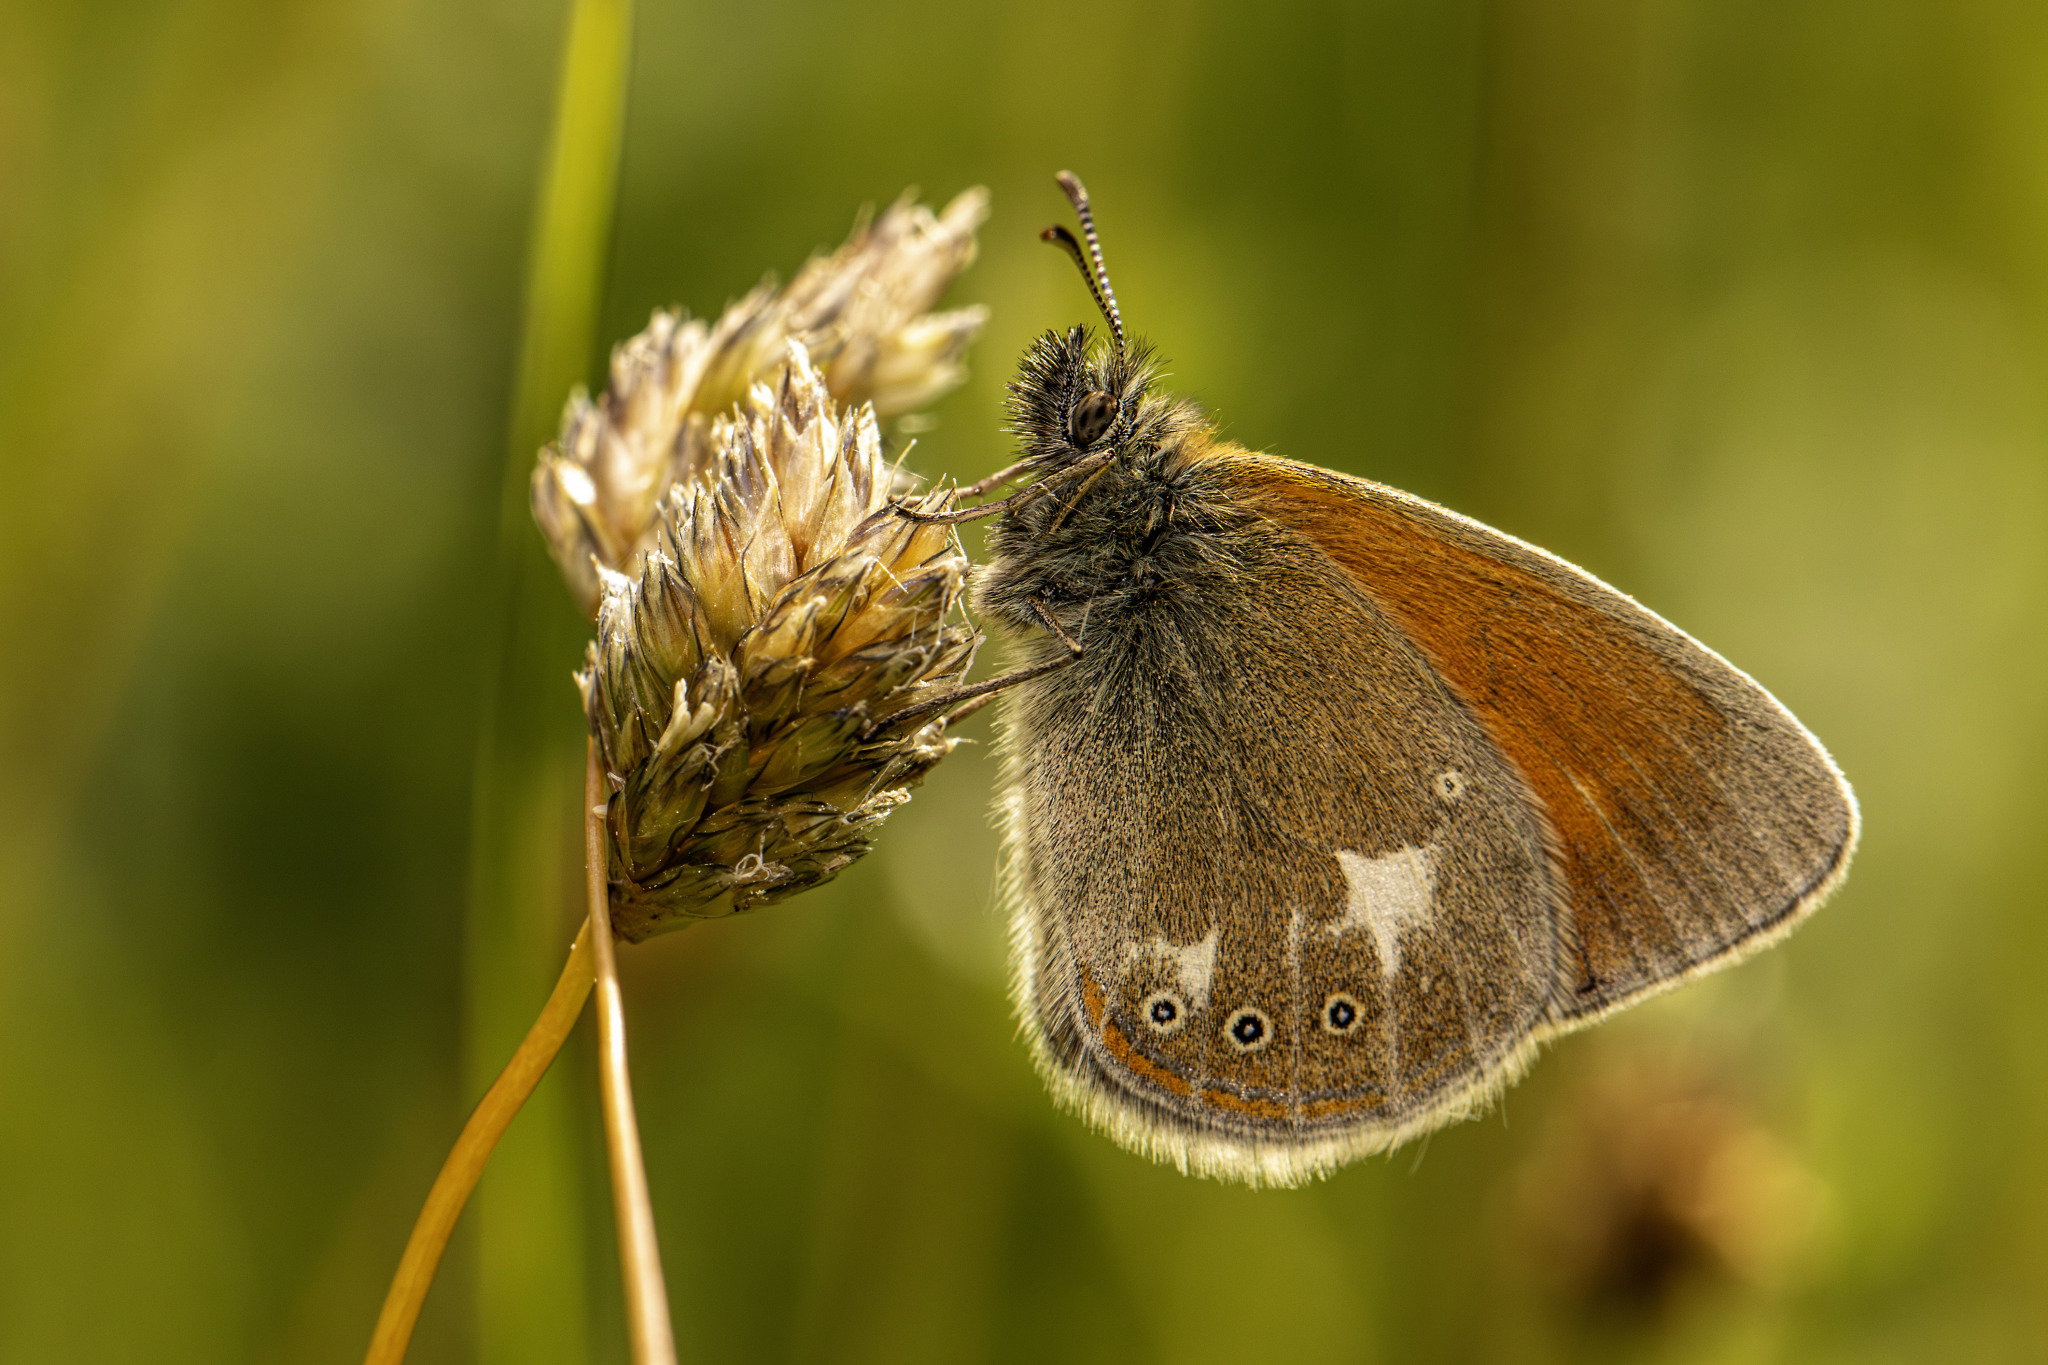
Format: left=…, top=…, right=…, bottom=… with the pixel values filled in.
left=1000, top=495, right=1569, bottom=1184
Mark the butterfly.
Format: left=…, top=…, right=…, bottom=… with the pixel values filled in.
left=894, top=173, right=1857, bottom=1186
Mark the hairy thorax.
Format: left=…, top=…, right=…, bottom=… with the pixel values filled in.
left=975, top=432, right=1256, bottom=657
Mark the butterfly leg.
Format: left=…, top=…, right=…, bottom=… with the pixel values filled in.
left=882, top=450, right=1117, bottom=528
left=865, top=597, right=1083, bottom=735
left=959, top=457, right=1038, bottom=499
left=887, top=489, right=1031, bottom=526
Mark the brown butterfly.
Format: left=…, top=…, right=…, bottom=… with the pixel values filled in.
left=892, top=173, right=1857, bottom=1186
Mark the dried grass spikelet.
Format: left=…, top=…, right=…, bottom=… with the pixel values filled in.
left=578, top=342, right=978, bottom=941
left=535, top=189, right=990, bottom=615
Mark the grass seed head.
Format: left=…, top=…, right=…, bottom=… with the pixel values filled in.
left=579, top=343, right=978, bottom=939
left=534, top=189, right=989, bottom=615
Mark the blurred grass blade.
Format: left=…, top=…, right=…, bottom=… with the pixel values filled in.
left=507, top=0, right=637, bottom=511
left=467, top=1, right=634, bottom=1363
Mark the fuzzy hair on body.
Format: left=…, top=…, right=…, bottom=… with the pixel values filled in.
left=974, top=326, right=1857, bottom=1188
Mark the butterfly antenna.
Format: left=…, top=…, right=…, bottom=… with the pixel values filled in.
left=1042, top=170, right=1126, bottom=350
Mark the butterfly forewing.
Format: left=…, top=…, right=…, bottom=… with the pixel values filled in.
left=1212, top=453, right=1858, bottom=1022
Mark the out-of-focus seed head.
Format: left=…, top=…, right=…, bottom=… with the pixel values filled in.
left=534, top=189, right=989, bottom=616
left=580, top=343, right=979, bottom=940
left=1504, top=1043, right=1829, bottom=1321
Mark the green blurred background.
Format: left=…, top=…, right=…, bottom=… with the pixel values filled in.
left=4, top=0, right=2046, bottom=1361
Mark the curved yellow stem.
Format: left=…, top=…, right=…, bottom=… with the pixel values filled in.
left=364, top=924, right=596, bottom=1365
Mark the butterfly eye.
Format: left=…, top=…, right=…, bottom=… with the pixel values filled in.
left=1322, top=993, right=1362, bottom=1036
left=1224, top=1007, right=1271, bottom=1053
left=1140, top=990, right=1186, bottom=1035
left=1067, top=390, right=1117, bottom=447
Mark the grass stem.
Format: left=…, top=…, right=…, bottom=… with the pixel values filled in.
left=365, top=925, right=597, bottom=1365
left=585, top=737, right=677, bottom=1365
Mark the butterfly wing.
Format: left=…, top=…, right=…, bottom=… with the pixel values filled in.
left=998, top=448, right=1854, bottom=1186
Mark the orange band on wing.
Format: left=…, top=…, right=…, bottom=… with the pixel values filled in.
left=1080, top=968, right=1194, bottom=1097
left=1102, top=1022, right=1195, bottom=1097
left=1080, top=966, right=1107, bottom=1024
left=1198, top=1088, right=1291, bottom=1121
left=1226, top=463, right=1731, bottom=999
left=1301, top=1093, right=1388, bottom=1120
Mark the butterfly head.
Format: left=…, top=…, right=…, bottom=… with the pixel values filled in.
left=1004, top=172, right=1203, bottom=477
left=1006, top=324, right=1162, bottom=465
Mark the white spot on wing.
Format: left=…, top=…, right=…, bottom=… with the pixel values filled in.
left=1331, top=844, right=1438, bottom=979
left=1125, top=927, right=1221, bottom=1009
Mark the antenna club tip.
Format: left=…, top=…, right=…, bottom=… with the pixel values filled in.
left=1054, top=170, right=1090, bottom=208
left=1039, top=225, right=1061, bottom=242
